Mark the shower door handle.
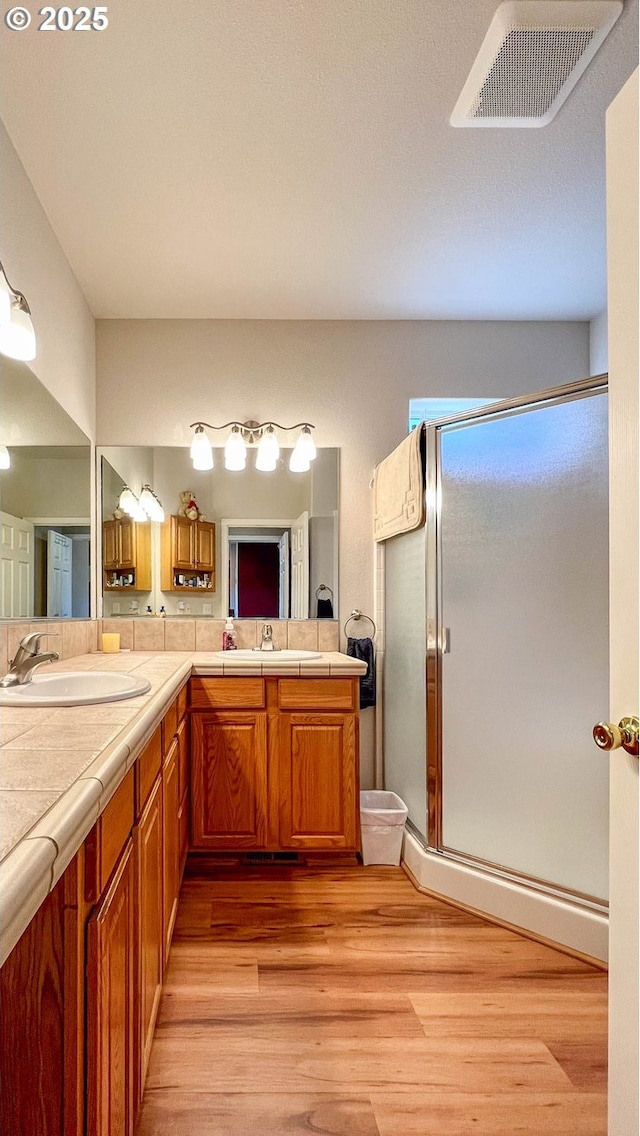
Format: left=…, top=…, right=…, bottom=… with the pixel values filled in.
left=593, top=716, right=639, bottom=757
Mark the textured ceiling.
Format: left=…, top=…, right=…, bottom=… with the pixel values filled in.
left=0, top=0, right=637, bottom=320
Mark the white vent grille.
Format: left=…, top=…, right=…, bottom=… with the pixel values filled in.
left=451, top=2, right=623, bottom=128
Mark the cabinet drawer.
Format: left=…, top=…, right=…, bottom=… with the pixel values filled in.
left=278, top=678, right=356, bottom=711
left=136, top=726, right=162, bottom=815
left=85, top=768, right=135, bottom=902
left=190, top=677, right=265, bottom=709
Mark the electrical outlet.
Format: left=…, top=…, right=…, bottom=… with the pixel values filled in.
left=112, top=602, right=120, bottom=614
left=202, top=603, right=212, bottom=615
left=177, top=601, right=186, bottom=612
left=128, top=600, right=139, bottom=613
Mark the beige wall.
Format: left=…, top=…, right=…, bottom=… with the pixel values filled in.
left=97, top=318, right=590, bottom=630
left=1, top=450, right=91, bottom=518
left=0, top=122, right=96, bottom=441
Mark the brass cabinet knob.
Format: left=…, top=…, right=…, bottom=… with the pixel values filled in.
left=593, top=716, right=639, bottom=757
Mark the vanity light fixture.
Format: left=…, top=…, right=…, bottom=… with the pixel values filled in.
left=0, top=445, right=10, bottom=470
left=118, top=485, right=165, bottom=523
left=0, top=260, right=36, bottom=362
left=188, top=420, right=317, bottom=473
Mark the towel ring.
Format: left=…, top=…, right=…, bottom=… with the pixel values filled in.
left=344, top=609, right=376, bottom=639
left=315, top=584, right=334, bottom=599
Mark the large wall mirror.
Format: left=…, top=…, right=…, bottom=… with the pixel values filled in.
left=0, top=359, right=92, bottom=619
left=98, top=446, right=339, bottom=620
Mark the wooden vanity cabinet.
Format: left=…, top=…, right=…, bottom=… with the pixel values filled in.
left=102, top=517, right=151, bottom=591
left=161, top=514, right=215, bottom=592
left=86, top=840, right=136, bottom=1136
left=0, top=686, right=190, bottom=1136
left=190, top=677, right=360, bottom=852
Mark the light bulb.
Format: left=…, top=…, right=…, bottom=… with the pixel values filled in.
left=129, top=500, right=149, bottom=522
left=118, top=487, right=139, bottom=516
left=190, top=425, right=213, bottom=471
left=0, top=445, right=10, bottom=470
left=0, top=300, right=36, bottom=362
left=255, top=426, right=280, bottom=472
left=225, top=426, right=247, bottom=471
left=140, top=485, right=165, bottom=522
left=289, top=431, right=312, bottom=472
left=296, top=426, right=316, bottom=462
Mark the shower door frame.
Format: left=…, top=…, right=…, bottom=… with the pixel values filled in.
left=423, top=373, right=609, bottom=911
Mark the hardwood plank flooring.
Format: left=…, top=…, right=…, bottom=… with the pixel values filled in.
left=137, top=863, right=607, bottom=1135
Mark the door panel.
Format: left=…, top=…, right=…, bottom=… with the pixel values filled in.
left=191, top=712, right=269, bottom=848
left=196, top=522, right=214, bottom=569
left=134, top=779, right=162, bottom=1102
left=279, top=712, right=357, bottom=849
left=437, top=391, right=609, bottom=900
left=0, top=511, right=34, bottom=618
left=86, top=841, right=135, bottom=1136
left=47, top=530, right=72, bottom=618
left=174, top=516, right=194, bottom=569
left=606, top=69, right=639, bottom=1135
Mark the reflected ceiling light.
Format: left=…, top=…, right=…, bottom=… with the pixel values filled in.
left=188, top=419, right=316, bottom=474
left=139, top=485, right=165, bottom=522
left=190, top=424, right=214, bottom=470
left=117, top=485, right=164, bottom=522
left=0, top=445, right=10, bottom=470
left=0, top=261, right=36, bottom=361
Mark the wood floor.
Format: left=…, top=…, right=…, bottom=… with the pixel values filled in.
left=136, top=861, right=608, bottom=1136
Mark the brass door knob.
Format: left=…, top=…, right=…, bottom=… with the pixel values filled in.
left=593, top=716, right=639, bottom=757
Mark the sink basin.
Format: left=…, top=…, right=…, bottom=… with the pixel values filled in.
left=212, top=649, right=322, bottom=661
left=0, top=671, right=152, bottom=706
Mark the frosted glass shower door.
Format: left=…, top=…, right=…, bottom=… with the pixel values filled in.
left=383, top=527, right=427, bottom=840
left=437, top=387, right=609, bottom=902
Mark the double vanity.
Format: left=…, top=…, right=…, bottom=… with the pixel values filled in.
left=0, top=643, right=366, bottom=1136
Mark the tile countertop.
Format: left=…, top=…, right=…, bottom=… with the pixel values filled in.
left=0, top=650, right=366, bottom=965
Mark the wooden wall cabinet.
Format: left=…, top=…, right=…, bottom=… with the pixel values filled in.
left=161, top=514, right=215, bottom=592
left=103, top=518, right=151, bottom=591
left=190, top=677, right=360, bottom=852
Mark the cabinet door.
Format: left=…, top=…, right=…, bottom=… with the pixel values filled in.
left=195, top=521, right=215, bottom=569
left=278, top=713, right=358, bottom=850
left=134, top=778, right=163, bottom=1104
left=173, top=516, right=194, bottom=569
left=191, top=711, right=269, bottom=849
left=118, top=520, right=135, bottom=568
left=103, top=520, right=119, bottom=570
left=162, top=742, right=180, bottom=964
left=86, top=840, right=135, bottom=1136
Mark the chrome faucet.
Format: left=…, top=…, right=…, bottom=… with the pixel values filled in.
left=254, top=623, right=280, bottom=652
left=0, top=632, right=60, bottom=687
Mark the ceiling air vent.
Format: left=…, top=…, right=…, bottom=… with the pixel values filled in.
left=450, top=1, right=622, bottom=127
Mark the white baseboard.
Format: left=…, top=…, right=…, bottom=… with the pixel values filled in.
left=402, top=829, right=608, bottom=963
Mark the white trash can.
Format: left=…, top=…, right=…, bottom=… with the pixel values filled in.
left=359, top=790, right=408, bottom=866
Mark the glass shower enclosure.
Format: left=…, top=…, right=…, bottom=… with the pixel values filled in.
left=383, top=376, right=609, bottom=906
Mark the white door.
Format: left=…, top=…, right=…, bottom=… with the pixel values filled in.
left=278, top=530, right=290, bottom=619
left=290, top=511, right=309, bottom=619
left=47, top=530, right=72, bottom=618
left=606, top=70, right=638, bottom=1136
left=0, top=511, right=34, bottom=618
